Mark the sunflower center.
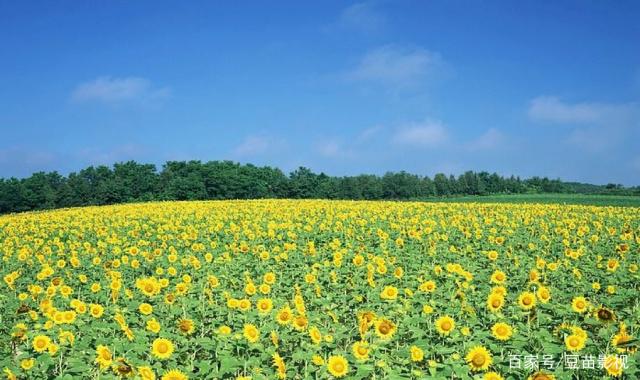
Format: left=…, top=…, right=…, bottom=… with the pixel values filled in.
left=472, top=353, right=485, bottom=366
left=441, top=321, right=451, bottom=330
left=158, top=342, right=168, bottom=353
left=523, top=297, right=531, bottom=305
left=333, top=362, right=344, bottom=372
left=492, top=300, right=501, bottom=307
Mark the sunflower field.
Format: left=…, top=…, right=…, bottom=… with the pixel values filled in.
left=1, top=200, right=639, bottom=380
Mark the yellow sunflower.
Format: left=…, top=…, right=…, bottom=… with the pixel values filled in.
left=435, top=316, right=455, bottom=336
left=571, top=296, right=588, bottom=313
left=177, top=318, right=195, bottom=335
left=517, top=292, right=536, bottom=310
left=276, top=305, right=293, bottom=325
left=466, top=346, right=492, bottom=371
left=374, top=318, right=397, bottom=340
left=151, top=338, right=174, bottom=360
left=139, top=303, right=153, bottom=315
left=491, top=322, right=513, bottom=341
left=243, top=323, right=260, bottom=343
left=564, top=334, right=586, bottom=352
left=309, top=326, right=322, bottom=345
left=486, top=293, right=504, bottom=312
left=603, top=355, right=624, bottom=377
left=161, top=369, right=188, bottom=380
left=409, top=345, right=424, bottom=362
left=536, top=286, right=551, bottom=303
left=327, top=355, right=349, bottom=378
left=256, top=298, right=273, bottom=314
left=484, top=372, right=504, bottom=380
left=352, top=341, right=370, bottom=361
left=380, top=286, right=399, bottom=300
left=95, top=345, right=113, bottom=369
left=32, top=335, right=51, bottom=353
left=527, top=371, right=555, bottom=380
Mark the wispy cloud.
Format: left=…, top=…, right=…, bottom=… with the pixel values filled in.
left=466, top=128, right=505, bottom=151
left=337, top=2, right=386, bottom=34
left=347, top=45, right=444, bottom=89
left=71, top=76, right=170, bottom=104
left=528, top=96, right=640, bottom=153
left=527, top=96, right=636, bottom=125
left=392, top=120, right=448, bottom=147
left=233, top=135, right=286, bottom=157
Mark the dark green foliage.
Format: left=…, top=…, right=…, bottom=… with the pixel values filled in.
left=0, top=161, right=638, bottom=214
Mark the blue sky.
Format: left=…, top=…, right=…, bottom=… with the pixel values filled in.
left=1, top=1, right=639, bottom=185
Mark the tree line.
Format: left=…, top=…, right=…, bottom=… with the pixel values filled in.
left=0, top=160, right=638, bottom=214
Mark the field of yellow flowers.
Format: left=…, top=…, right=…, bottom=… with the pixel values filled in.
left=1, top=200, right=639, bottom=379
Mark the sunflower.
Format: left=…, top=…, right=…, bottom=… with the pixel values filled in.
left=380, top=286, right=399, bottom=300
left=238, top=299, right=251, bottom=312
left=151, top=338, right=174, bottom=360
left=161, top=369, right=188, bottom=380
left=527, top=371, right=555, bottom=380
left=409, top=345, right=424, bottom=362
left=517, top=292, right=536, bottom=310
left=594, top=306, right=615, bottom=322
left=536, top=286, right=551, bottom=303
left=603, top=355, right=624, bottom=377
left=243, top=323, right=260, bottom=343
left=95, top=345, right=113, bottom=369
left=139, top=303, right=153, bottom=315
left=564, top=334, right=586, bottom=352
left=486, top=293, right=505, bottom=313
left=292, top=314, right=308, bottom=331
left=272, top=352, right=286, bottom=379
left=177, top=318, right=195, bottom=335
left=327, top=355, right=349, bottom=378
left=606, top=258, right=619, bottom=272
left=352, top=341, right=370, bottom=361
left=465, top=346, right=492, bottom=371
left=491, top=322, right=513, bottom=341
left=309, top=326, right=322, bottom=344
left=146, top=318, right=161, bottom=334
left=374, top=318, right=397, bottom=340
left=257, top=298, right=273, bottom=314
left=435, top=316, right=455, bottom=336
left=138, top=366, right=156, bottom=380
left=20, top=359, right=34, bottom=371
left=217, top=325, right=231, bottom=335
left=276, top=305, right=293, bottom=325
left=484, top=372, right=504, bottom=380
left=611, top=324, right=637, bottom=353
left=571, top=296, right=588, bottom=313
left=32, top=335, right=51, bottom=353
left=419, top=280, right=436, bottom=292
left=490, top=270, right=506, bottom=284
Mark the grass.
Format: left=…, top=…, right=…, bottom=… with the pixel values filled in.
left=420, top=193, right=640, bottom=207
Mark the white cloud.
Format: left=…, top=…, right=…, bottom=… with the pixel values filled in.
left=528, top=95, right=640, bottom=154
left=337, top=2, right=386, bottom=33
left=466, top=128, right=505, bottom=151
left=393, top=120, right=448, bottom=147
left=317, top=140, right=343, bottom=158
left=347, top=45, right=444, bottom=88
left=356, top=125, right=384, bottom=142
left=71, top=76, right=170, bottom=104
left=528, top=96, right=635, bottom=124
left=233, top=135, right=273, bottom=156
